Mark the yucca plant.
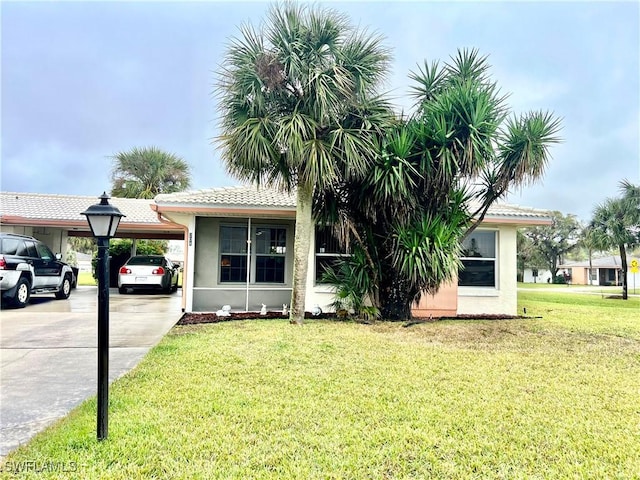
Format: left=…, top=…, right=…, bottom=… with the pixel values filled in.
left=316, top=48, right=561, bottom=320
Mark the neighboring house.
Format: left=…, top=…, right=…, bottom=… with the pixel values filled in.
left=75, top=252, right=93, bottom=273
left=522, top=268, right=553, bottom=284
left=153, top=185, right=552, bottom=317
left=559, top=256, right=639, bottom=287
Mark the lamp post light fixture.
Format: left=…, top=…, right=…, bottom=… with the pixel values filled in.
left=81, top=192, right=125, bottom=440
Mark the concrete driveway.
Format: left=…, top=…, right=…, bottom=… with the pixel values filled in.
left=0, top=286, right=182, bottom=457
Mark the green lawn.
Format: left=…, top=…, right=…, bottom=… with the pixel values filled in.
left=2, top=292, right=639, bottom=479
left=76, top=271, right=96, bottom=286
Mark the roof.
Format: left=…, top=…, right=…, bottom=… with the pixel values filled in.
left=0, top=191, right=182, bottom=238
left=155, top=185, right=296, bottom=209
left=0, top=187, right=553, bottom=232
left=154, top=185, right=552, bottom=225
left=1, top=192, right=159, bottom=223
left=559, top=256, right=638, bottom=269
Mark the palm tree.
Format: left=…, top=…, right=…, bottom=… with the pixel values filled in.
left=217, top=2, right=392, bottom=324
left=578, top=225, right=603, bottom=285
left=316, top=49, right=562, bottom=320
left=591, top=180, right=640, bottom=299
left=111, top=146, right=191, bottom=199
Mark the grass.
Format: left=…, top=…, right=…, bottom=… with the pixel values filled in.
left=74, top=272, right=182, bottom=288
left=2, top=292, right=639, bottom=479
left=76, top=271, right=96, bottom=287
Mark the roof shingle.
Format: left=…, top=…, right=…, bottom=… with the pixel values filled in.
left=155, top=185, right=551, bottom=223
left=0, top=192, right=159, bottom=224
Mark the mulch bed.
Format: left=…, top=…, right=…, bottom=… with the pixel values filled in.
left=177, top=312, right=529, bottom=326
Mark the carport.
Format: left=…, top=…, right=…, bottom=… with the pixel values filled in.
left=0, top=191, right=187, bottom=309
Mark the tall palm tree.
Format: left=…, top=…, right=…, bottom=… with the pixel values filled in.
left=591, top=180, right=640, bottom=299
left=579, top=225, right=603, bottom=285
left=111, top=146, right=191, bottom=199
left=217, top=2, right=392, bottom=324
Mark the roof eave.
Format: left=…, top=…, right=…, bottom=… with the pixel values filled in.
left=481, top=215, right=553, bottom=226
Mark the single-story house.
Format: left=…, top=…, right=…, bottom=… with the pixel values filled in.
left=559, top=256, right=639, bottom=287
left=153, top=185, right=552, bottom=317
left=522, top=268, right=553, bottom=284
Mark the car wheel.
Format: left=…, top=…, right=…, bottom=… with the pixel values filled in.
left=12, top=277, right=31, bottom=308
left=118, top=287, right=127, bottom=294
left=55, top=274, right=72, bottom=299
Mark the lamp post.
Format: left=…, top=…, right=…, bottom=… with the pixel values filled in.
left=81, top=192, right=125, bottom=440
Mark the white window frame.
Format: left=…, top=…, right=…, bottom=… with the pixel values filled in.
left=458, top=229, right=498, bottom=288
left=314, top=225, right=350, bottom=285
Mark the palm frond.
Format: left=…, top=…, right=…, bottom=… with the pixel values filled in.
left=497, top=110, right=563, bottom=187
left=408, top=59, right=444, bottom=106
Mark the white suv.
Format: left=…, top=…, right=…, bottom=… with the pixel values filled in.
left=0, top=233, right=74, bottom=308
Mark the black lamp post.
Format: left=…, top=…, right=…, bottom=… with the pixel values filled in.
left=81, top=192, right=125, bottom=440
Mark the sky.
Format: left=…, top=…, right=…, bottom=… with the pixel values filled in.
left=1, top=1, right=638, bottom=222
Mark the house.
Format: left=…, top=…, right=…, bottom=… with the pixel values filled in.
left=1, top=188, right=553, bottom=317
left=559, top=256, right=639, bottom=287
left=522, top=267, right=553, bottom=284
left=153, top=185, right=552, bottom=317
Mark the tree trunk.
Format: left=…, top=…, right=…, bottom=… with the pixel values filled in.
left=550, top=256, right=559, bottom=283
left=289, top=182, right=314, bottom=324
left=619, top=243, right=628, bottom=300
left=378, top=269, right=414, bottom=321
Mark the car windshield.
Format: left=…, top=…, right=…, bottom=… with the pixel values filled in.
left=127, top=256, right=164, bottom=266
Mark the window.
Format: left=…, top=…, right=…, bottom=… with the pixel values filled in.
left=1, top=239, right=20, bottom=255
left=17, top=240, right=38, bottom=258
left=220, top=226, right=248, bottom=283
left=458, top=230, right=496, bottom=287
left=219, top=225, right=287, bottom=284
left=315, top=226, right=348, bottom=283
left=35, top=243, right=55, bottom=260
left=255, top=227, right=286, bottom=283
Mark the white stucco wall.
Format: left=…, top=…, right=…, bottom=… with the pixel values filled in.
left=457, top=225, right=519, bottom=316
left=523, top=268, right=552, bottom=284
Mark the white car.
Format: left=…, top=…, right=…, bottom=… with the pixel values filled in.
left=118, top=255, right=179, bottom=294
